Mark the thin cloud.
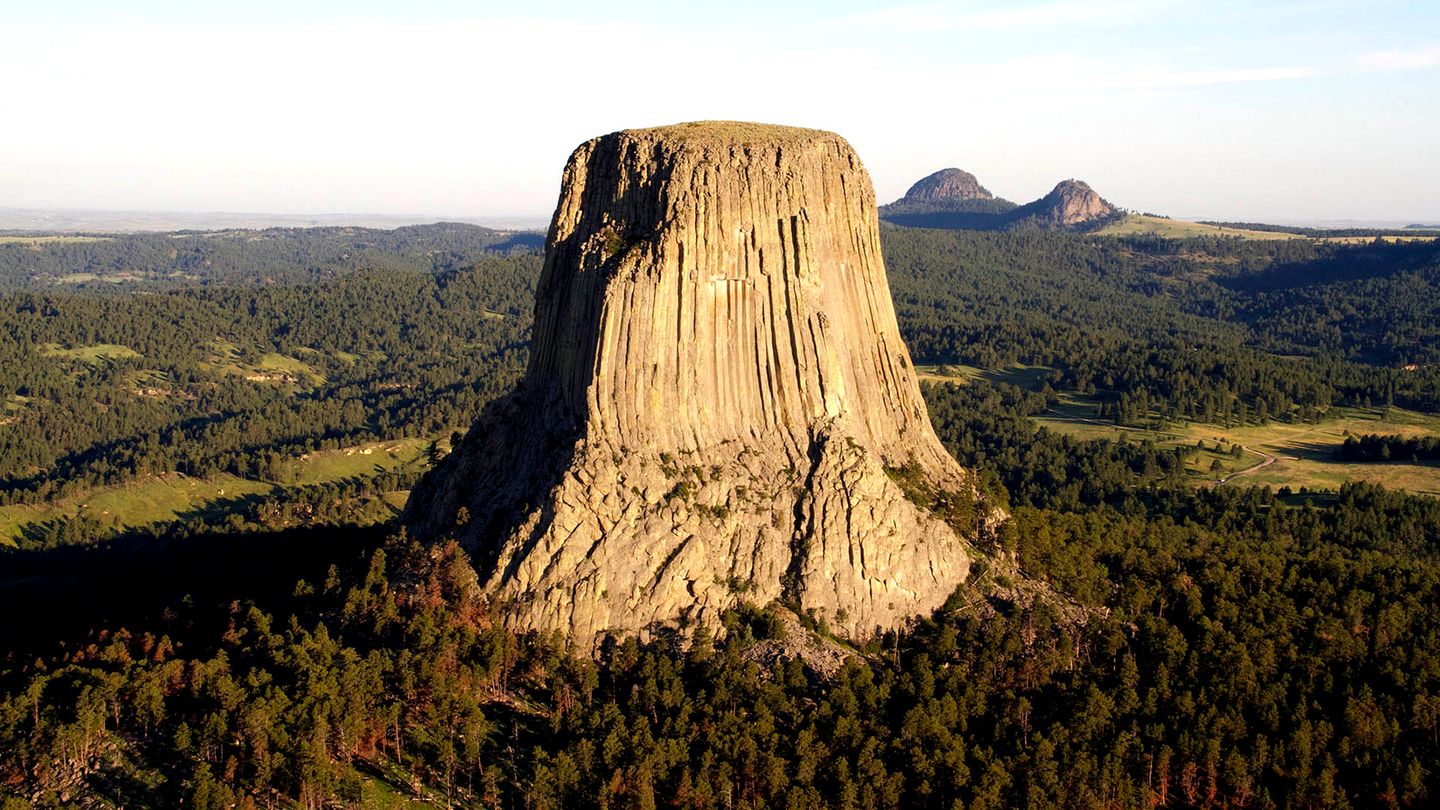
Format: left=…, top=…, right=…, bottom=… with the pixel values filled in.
left=1353, top=47, right=1440, bottom=72
left=830, top=0, right=1174, bottom=32
left=1115, top=65, right=1322, bottom=89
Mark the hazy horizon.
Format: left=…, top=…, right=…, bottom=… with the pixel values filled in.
left=5, top=0, right=1438, bottom=223
left=3, top=205, right=1437, bottom=236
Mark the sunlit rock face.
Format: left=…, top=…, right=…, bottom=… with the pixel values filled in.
left=405, top=121, right=983, bottom=645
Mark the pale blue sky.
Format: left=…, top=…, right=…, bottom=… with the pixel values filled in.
left=4, top=1, right=1437, bottom=222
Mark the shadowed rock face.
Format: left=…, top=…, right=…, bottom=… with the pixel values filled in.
left=405, top=121, right=982, bottom=645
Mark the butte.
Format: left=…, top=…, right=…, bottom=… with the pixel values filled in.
left=405, top=121, right=995, bottom=645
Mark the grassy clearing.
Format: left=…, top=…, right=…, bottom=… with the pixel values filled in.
left=354, top=761, right=449, bottom=808
left=124, top=369, right=170, bottom=389
left=200, top=338, right=324, bottom=386
left=1095, top=216, right=1437, bottom=244
left=1318, top=235, right=1438, bottom=244
left=1096, top=215, right=1303, bottom=240
left=1034, top=398, right=1440, bottom=496
left=0, top=395, right=32, bottom=427
left=37, top=342, right=142, bottom=363
left=257, top=352, right=326, bottom=385
left=915, top=363, right=1054, bottom=388
left=0, top=473, right=268, bottom=546
left=0, top=438, right=438, bottom=545
left=285, top=438, right=433, bottom=485
left=915, top=364, right=1439, bottom=495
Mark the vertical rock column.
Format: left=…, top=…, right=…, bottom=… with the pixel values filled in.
left=405, top=121, right=983, bottom=644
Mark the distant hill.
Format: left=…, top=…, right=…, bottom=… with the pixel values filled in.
left=1004, top=179, right=1119, bottom=230
left=881, top=171, right=1117, bottom=232
left=0, top=207, right=551, bottom=233
left=0, top=222, right=545, bottom=288
left=879, top=168, right=1017, bottom=217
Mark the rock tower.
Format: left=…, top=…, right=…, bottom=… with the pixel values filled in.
left=405, top=121, right=983, bottom=644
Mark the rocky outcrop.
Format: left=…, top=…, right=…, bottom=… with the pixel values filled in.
left=1005, top=179, right=1118, bottom=229
left=879, top=168, right=1017, bottom=222
left=404, top=121, right=988, bottom=646
left=897, top=168, right=997, bottom=206
left=881, top=169, right=1119, bottom=232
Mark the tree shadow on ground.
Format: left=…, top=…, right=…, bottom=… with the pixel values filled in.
left=0, top=521, right=390, bottom=659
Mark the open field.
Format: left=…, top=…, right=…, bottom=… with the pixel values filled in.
left=0, top=437, right=436, bottom=546
left=52, top=271, right=186, bottom=284
left=1316, top=234, right=1439, bottom=244
left=0, top=473, right=268, bottom=546
left=1095, top=215, right=1438, bottom=244
left=921, top=364, right=1440, bottom=496
left=1096, top=215, right=1304, bottom=240
left=286, top=437, right=435, bottom=485
left=200, top=337, right=325, bottom=386
left=1035, top=398, right=1440, bottom=496
left=257, top=352, right=326, bottom=385
left=916, top=363, right=1053, bottom=388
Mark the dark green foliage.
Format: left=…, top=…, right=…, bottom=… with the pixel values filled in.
left=922, top=380, right=1195, bottom=511
left=0, top=222, right=541, bottom=288
left=4, top=477, right=1439, bottom=808
left=885, top=227, right=1440, bottom=415
left=1338, top=434, right=1440, bottom=462
left=2, top=222, right=1440, bottom=807
left=0, top=228, right=541, bottom=525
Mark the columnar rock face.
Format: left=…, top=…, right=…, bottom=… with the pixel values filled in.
left=405, top=121, right=982, bottom=645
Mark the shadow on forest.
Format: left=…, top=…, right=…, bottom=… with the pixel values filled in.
left=485, top=232, right=546, bottom=254
left=881, top=211, right=1010, bottom=231
left=1280, top=438, right=1440, bottom=467
left=1275, top=439, right=1347, bottom=461
left=10, top=468, right=407, bottom=552
left=1220, top=238, right=1440, bottom=292
left=0, top=521, right=391, bottom=658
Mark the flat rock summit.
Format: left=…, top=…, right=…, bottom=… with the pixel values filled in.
left=405, top=121, right=987, bottom=645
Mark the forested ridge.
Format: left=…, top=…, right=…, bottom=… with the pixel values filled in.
left=1, top=222, right=1440, bottom=807
left=3, top=390, right=1437, bottom=808
left=0, top=250, right=538, bottom=510
left=885, top=228, right=1440, bottom=416
left=0, top=224, right=541, bottom=288
left=3, top=225, right=1437, bottom=537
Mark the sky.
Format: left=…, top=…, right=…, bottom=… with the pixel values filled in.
left=3, top=0, right=1438, bottom=224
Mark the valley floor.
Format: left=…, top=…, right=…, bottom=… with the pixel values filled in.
left=0, top=437, right=435, bottom=547
left=919, top=363, right=1440, bottom=498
